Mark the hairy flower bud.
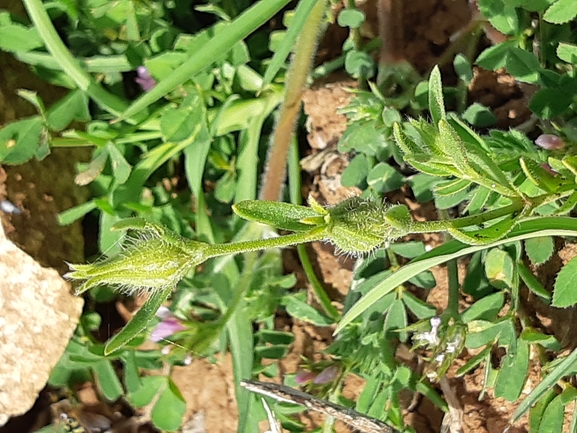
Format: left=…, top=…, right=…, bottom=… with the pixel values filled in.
left=324, top=197, right=408, bottom=255
left=535, top=134, right=566, bottom=150
left=66, top=220, right=209, bottom=294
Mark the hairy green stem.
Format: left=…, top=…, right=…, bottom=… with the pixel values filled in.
left=410, top=200, right=525, bottom=233
left=259, top=0, right=328, bottom=201
left=205, top=229, right=326, bottom=258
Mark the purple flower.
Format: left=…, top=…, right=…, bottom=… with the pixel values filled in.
left=135, top=66, right=156, bottom=92
left=150, top=306, right=186, bottom=342
left=535, top=134, right=566, bottom=150
left=294, top=370, right=316, bottom=384
left=313, top=366, right=339, bottom=384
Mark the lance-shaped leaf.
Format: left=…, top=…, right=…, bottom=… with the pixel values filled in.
left=448, top=214, right=521, bottom=246
left=434, top=178, right=472, bottom=197
left=233, top=200, right=324, bottom=231
left=464, top=146, right=518, bottom=197
left=520, top=157, right=567, bottom=193
left=105, top=286, right=173, bottom=355
left=392, top=122, right=422, bottom=155
left=562, top=155, right=577, bottom=176
left=436, top=120, right=471, bottom=174
left=428, top=65, right=446, bottom=125
left=405, top=154, right=462, bottom=177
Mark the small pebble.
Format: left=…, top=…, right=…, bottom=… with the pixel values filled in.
left=0, top=200, right=22, bottom=215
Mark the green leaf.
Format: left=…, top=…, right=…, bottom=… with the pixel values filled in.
left=461, top=292, right=505, bottom=323
left=476, top=41, right=516, bottom=70
left=462, top=251, right=494, bottom=297
left=538, top=395, right=564, bottom=433
left=46, top=90, right=90, bottom=131
left=530, top=388, right=557, bottom=432
left=57, top=200, right=97, bottom=226
left=366, top=162, right=405, bottom=193
left=456, top=345, right=492, bottom=376
left=544, top=0, right=577, bottom=23
left=105, top=286, right=173, bottom=355
left=384, top=299, right=408, bottom=341
left=530, top=87, right=575, bottom=119
left=255, top=344, right=289, bottom=359
left=462, top=103, right=497, bottom=127
left=402, top=292, right=436, bottom=319
left=557, top=43, right=577, bottom=64
left=506, top=48, right=541, bottom=83
left=520, top=329, right=560, bottom=351
left=337, top=9, right=365, bottom=28
left=408, top=173, right=435, bottom=203
left=511, top=348, right=577, bottom=426
left=484, top=248, right=515, bottom=289
left=160, top=105, right=198, bottom=143
left=336, top=217, right=577, bottom=332
left=233, top=200, right=322, bottom=231
left=151, top=379, right=186, bottom=432
left=0, top=116, right=44, bottom=164
left=517, top=262, right=551, bottom=302
left=434, top=178, right=471, bottom=197
left=478, top=0, right=519, bottom=34
left=0, top=21, right=43, bottom=52
left=494, top=340, right=529, bottom=401
left=389, top=241, right=426, bottom=258
left=428, top=66, right=446, bottom=124
left=525, top=236, right=554, bottom=265
left=282, top=293, right=333, bottom=326
left=464, top=186, right=493, bottom=215
left=260, top=0, right=318, bottom=90
left=448, top=214, right=517, bottom=245
left=341, top=154, right=369, bottom=187
left=183, top=124, right=211, bottom=199
left=454, top=54, right=473, bottom=84
left=256, top=330, right=295, bottom=345
left=93, top=359, right=124, bottom=401
left=17, top=89, right=46, bottom=115
left=520, top=157, right=565, bottom=192
left=345, top=50, right=375, bottom=79
left=553, top=256, right=577, bottom=307
left=106, top=143, right=131, bottom=185
left=408, top=270, right=436, bottom=289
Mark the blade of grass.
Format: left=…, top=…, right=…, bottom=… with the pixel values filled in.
left=260, top=0, right=318, bottom=91
left=104, top=286, right=173, bottom=355
left=510, top=347, right=577, bottom=426
left=336, top=217, right=577, bottom=332
left=117, top=0, right=293, bottom=121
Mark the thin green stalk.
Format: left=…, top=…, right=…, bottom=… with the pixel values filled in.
left=260, top=0, right=328, bottom=201
left=410, top=200, right=525, bottom=233
left=206, top=230, right=326, bottom=258
left=23, top=0, right=137, bottom=121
